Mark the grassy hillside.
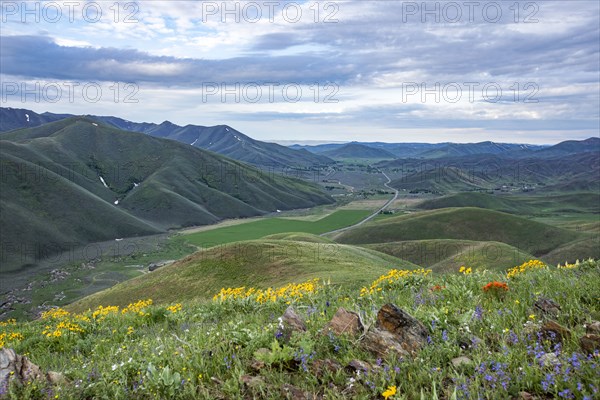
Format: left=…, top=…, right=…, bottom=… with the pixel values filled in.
left=417, top=192, right=600, bottom=215
left=364, top=239, right=538, bottom=273
left=67, top=239, right=415, bottom=311
left=2, top=259, right=598, bottom=399
left=332, top=207, right=586, bottom=256
left=0, top=117, right=333, bottom=275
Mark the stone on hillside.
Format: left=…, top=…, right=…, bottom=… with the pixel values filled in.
left=451, top=356, right=473, bottom=368
left=585, top=321, right=600, bottom=335
left=240, top=374, right=265, bottom=389
left=541, top=320, right=571, bottom=342
left=362, top=329, right=410, bottom=358
left=278, top=307, right=307, bottom=342
left=310, top=359, right=342, bottom=381
left=375, top=303, right=428, bottom=353
left=323, top=308, right=363, bottom=336
left=580, top=334, right=600, bottom=355
left=280, top=383, right=321, bottom=400
left=539, top=352, right=560, bottom=367
left=0, top=348, right=65, bottom=392
left=519, top=392, right=534, bottom=400
left=345, top=359, right=375, bottom=374
left=282, top=307, right=306, bottom=332
left=533, top=297, right=561, bottom=317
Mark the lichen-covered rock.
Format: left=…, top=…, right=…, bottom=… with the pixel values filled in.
left=376, top=303, right=428, bottom=353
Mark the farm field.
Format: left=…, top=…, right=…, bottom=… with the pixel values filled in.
left=182, top=209, right=373, bottom=248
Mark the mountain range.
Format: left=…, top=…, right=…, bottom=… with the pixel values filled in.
left=0, top=108, right=333, bottom=169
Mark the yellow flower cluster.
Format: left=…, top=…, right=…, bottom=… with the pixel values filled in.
left=459, top=266, right=473, bottom=275
left=122, top=299, right=153, bottom=316
left=42, top=320, right=84, bottom=338
left=360, top=268, right=432, bottom=296
left=557, top=260, right=580, bottom=269
left=0, top=319, right=16, bottom=327
left=92, top=305, right=120, bottom=321
left=41, top=308, right=70, bottom=320
left=507, top=259, right=547, bottom=279
left=0, top=332, right=24, bottom=348
left=166, top=303, right=182, bottom=314
left=213, top=279, right=320, bottom=304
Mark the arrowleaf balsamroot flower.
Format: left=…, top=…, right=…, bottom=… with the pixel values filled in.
left=382, top=385, right=397, bottom=399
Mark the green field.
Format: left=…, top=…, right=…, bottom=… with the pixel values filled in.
left=182, top=209, right=372, bottom=248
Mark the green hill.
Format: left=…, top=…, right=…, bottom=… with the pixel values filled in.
left=417, top=192, right=600, bottom=215
left=0, top=118, right=333, bottom=275
left=67, top=239, right=416, bottom=311
left=364, top=239, right=538, bottom=273
left=332, top=207, right=585, bottom=256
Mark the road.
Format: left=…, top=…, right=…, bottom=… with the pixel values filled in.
left=320, top=170, right=398, bottom=236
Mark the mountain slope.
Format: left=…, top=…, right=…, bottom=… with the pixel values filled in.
left=0, top=118, right=333, bottom=274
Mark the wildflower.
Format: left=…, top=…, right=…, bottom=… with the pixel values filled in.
left=507, top=260, right=547, bottom=279
left=459, top=266, right=472, bottom=275
left=360, top=269, right=431, bottom=296
left=166, top=303, right=182, bottom=313
left=382, top=385, right=397, bottom=399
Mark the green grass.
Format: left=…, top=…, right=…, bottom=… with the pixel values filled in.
left=332, top=207, right=587, bottom=257
left=2, top=260, right=599, bottom=399
left=182, top=210, right=372, bottom=247
left=66, top=238, right=415, bottom=311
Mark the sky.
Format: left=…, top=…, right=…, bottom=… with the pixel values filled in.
left=1, top=0, right=599, bottom=144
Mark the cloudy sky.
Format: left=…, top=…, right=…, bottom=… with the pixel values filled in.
left=1, top=1, right=599, bottom=144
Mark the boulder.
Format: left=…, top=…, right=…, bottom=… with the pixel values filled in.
left=323, top=308, right=363, bottom=336
left=0, top=348, right=65, bottom=393
left=375, top=303, right=428, bottom=353
left=533, top=297, right=561, bottom=317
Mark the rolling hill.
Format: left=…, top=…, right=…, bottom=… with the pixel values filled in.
left=0, top=108, right=334, bottom=168
left=66, top=238, right=417, bottom=311
left=416, top=192, right=600, bottom=215
left=332, top=207, right=587, bottom=257
left=0, top=118, right=334, bottom=275
left=364, top=239, right=537, bottom=273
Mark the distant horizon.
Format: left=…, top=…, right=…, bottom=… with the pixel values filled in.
left=2, top=105, right=593, bottom=147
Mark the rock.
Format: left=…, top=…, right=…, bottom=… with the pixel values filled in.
left=539, top=352, right=560, bottom=367
left=280, top=383, right=321, bottom=400
left=375, top=303, right=428, bottom=353
left=541, top=320, right=571, bottom=342
left=585, top=321, right=600, bottom=335
left=281, top=307, right=307, bottom=334
left=345, top=359, right=374, bottom=374
left=519, top=392, right=534, bottom=400
left=240, top=374, right=265, bottom=389
left=323, top=308, right=363, bottom=336
left=451, top=356, right=473, bottom=368
left=580, top=334, right=600, bottom=355
left=0, top=348, right=65, bottom=391
left=310, top=359, right=342, bottom=381
left=46, top=371, right=66, bottom=385
left=362, top=329, right=410, bottom=358
left=533, top=297, right=561, bottom=317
